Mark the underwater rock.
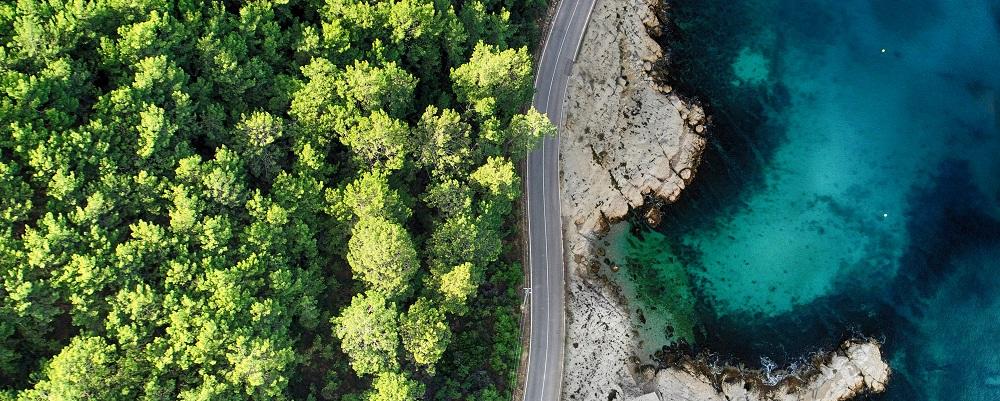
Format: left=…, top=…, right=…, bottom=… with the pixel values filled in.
left=644, top=207, right=663, bottom=227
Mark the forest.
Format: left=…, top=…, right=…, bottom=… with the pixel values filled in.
left=0, top=0, right=551, bottom=399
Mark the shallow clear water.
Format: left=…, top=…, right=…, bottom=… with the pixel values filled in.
left=616, top=0, right=1000, bottom=399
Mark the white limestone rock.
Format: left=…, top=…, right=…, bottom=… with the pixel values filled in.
left=557, top=0, right=705, bottom=398
left=647, top=340, right=891, bottom=401
left=559, top=0, right=706, bottom=241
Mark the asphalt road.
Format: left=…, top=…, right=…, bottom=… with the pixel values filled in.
left=522, top=0, right=597, bottom=399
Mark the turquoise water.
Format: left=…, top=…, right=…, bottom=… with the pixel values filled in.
left=617, top=0, right=1000, bottom=399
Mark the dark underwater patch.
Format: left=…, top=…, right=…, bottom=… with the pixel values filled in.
left=646, top=159, right=1000, bottom=400
left=651, top=0, right=791, bottom=236
left=624, top=1, right=1000, bottom=399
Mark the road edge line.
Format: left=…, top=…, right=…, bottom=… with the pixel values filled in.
left=572, top=0, right=598, bottom=62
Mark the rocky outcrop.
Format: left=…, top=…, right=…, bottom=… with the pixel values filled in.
left=555, top=0, right=894, bottom=399
left=560, top=0, right=706, bottom=242
left=645, top=340, right=890, bottom=401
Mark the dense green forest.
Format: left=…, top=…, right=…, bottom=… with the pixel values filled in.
left=0, top=0, right=552, bottom=399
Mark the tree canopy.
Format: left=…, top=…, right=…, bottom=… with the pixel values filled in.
left=0, top=0, right=551, bottom=399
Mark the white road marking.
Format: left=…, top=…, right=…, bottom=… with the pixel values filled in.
left=537, top=0, right=583, bottom=398
left=545, top=0, right=584, bottom=123
left=572, top=0, right=598, bottom=62
left=525, top=0, right=595, bottom=398
left=525, top=3, right=572, bottom=395
left=538, top=138, right=550, bottom=400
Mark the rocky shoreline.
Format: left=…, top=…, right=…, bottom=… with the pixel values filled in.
left=643, top=339, right=890, bottom=401
left=556, top=0, right=892, bottom=399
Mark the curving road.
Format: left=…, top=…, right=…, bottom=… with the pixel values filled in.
left=522, top=0, right=597, bottom=399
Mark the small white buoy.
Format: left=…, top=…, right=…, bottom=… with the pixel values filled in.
left=881, top=48, right=886, bottom=53
left=882, top=213, right=888, bottom=218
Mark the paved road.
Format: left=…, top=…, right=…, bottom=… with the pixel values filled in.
left=522, top=0, right=597, bottom=399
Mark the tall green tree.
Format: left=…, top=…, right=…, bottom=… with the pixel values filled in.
left=347, top=216, right=419, bottom=299
left=437, top=262, right=479, bottom=315
left=17, top=336, right=121, bottom=401
left=236, top=111, right=285, bottom=182
left=333, top=293, right=401, bottom=376
left=400, top=297, right=450, bottom=369
left=450, top=42, right=533, bottom=121
left=339, top=60, right=417, bottom=118
left=414, top=106, right=473, bottom=178
left=498, top=107, right=554, bottom=157
left=330, top=169, right=412, bottom=223
left=365, top=371, right=423, bottom=401
left=341, top=110, right=412, bottom=171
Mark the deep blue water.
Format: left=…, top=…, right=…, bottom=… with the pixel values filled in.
left=615, top=0, right=1000, bottom=399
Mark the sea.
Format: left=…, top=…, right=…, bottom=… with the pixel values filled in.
left=612, top=0, right=1000, bottom=399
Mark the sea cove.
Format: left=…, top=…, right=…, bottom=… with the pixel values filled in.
left=614, top=0, right=1000, bottom=400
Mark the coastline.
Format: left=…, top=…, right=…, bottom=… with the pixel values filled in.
left=555, top=0, right=892, bottom=399
left=557, top=0, right=705, bottom=396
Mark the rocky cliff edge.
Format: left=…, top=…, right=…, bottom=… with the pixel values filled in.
left=556, top=0, right=891, bottom=399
